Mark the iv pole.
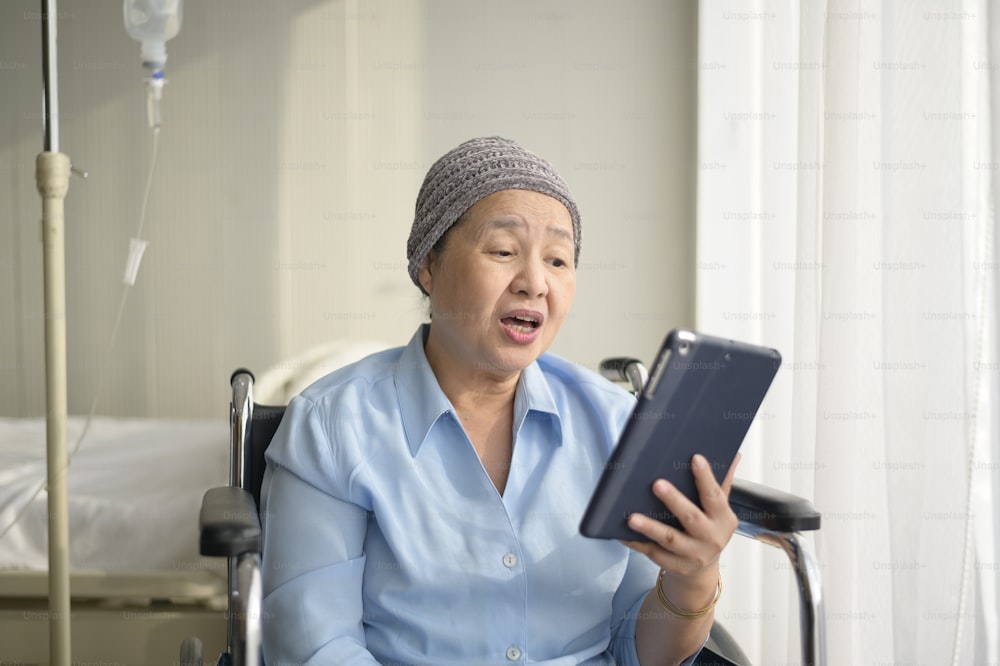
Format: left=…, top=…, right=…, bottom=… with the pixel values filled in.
left=37, top=0, right=73, bottom=663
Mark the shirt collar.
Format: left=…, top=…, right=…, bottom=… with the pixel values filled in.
left=512, top=352, right=562, bottom=443
left=395, top=325, right=563, bottom=457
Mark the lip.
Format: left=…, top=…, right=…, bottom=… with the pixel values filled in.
left=499, top=309, right=545, bottom=344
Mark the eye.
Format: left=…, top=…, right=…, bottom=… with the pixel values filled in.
left=492, top=249, right=514, bottom=258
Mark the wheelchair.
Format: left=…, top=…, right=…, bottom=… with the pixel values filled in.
left=182, top=361, right=826, bottom=666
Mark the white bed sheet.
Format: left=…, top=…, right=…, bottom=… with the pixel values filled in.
left=0, top=416, right=228, bottom=575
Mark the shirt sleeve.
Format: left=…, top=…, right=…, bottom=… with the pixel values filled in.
left=259, top=396, right=381, bottom=665
left=605, top=548, right=708, bottom=666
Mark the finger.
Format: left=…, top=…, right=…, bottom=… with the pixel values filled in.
left=649, top=477, right=712, bottom=538
left=625, top=511, right=692, bottom=552
left=620, top=514, right=702, bottom=567
left=621, top=516, right=725, bottom=578
left=721, top=452, right=741, bottom=495
left=690, top=454, right=735, bottom=520
left=620, top=536, right=707, bottom=577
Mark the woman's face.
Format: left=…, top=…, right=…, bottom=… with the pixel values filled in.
left=418, top=189, right=577, bottom=379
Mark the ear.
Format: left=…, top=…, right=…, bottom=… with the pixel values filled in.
left=417, top=253, right=435, bottom=295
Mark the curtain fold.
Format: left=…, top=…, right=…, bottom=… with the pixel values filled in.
left=697, top=1, right=999, bottom=662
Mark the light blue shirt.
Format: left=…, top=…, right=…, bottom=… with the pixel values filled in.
left=261, top=325, right=704, bottom=665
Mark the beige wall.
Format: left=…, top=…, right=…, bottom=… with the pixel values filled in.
left=0, top=0, right=697, bottom=418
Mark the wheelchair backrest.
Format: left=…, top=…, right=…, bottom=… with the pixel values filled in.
left=247, top=404, right=285, bottom=508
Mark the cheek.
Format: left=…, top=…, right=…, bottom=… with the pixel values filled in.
left=470, top=265, right=511, bottom=300
left=441, top=266, right=502, bottom=318
left=553, top=274, right=577, bottom=309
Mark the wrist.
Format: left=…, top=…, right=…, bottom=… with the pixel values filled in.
left=655, top=567, right=722, bottom=619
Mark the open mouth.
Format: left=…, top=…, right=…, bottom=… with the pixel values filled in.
left=500, top=310, right=544, bottom=335
left=501, top=315, right=540, bottom=332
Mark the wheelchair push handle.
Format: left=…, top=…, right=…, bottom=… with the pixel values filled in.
left=230, top=369, right=256, bottom=489
left=231, top=368, right=255, bottom=387
left=599, top=357, right=649, bottom=396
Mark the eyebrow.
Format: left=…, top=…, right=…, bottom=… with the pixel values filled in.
left=479, top=216, right=574, bottom=244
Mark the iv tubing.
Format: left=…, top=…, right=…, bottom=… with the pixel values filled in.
left=2, top=130, right=162, bottom=542
left=0, top=129, right=160, bottom=539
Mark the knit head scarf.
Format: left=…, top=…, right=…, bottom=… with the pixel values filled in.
left=406, top=136, right=581, bottom=294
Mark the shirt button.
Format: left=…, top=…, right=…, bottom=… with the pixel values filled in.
left=506, top=646, right=522, bottom=661
left=502, top=553, right=518, bottom=568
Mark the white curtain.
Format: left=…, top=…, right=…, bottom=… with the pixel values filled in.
left=697, top=1, right=999, bottom=663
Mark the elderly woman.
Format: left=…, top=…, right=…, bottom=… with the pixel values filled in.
left=260, top=136, right=739, bottom=665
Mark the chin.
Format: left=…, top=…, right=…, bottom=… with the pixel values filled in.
left=504, top=349, right=547, bottom=373
left=473, top=351, right=529, bottom=376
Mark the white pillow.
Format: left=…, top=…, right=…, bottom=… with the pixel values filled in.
left=252, top=340, right=390, bottom=405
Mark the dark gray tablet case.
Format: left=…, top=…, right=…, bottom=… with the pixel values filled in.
left=580, top=329, right=781, bottom=541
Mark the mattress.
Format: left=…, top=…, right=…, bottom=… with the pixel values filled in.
left=0, top=416, right=229, bottom=577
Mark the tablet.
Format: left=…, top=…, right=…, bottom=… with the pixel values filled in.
left=579, top=329, right=781, bottom=541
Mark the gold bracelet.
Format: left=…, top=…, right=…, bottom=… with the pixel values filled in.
left=655, top=569, right=722, bottom=619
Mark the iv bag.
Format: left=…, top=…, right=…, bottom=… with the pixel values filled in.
left=124, top=0, right=183, bottom=71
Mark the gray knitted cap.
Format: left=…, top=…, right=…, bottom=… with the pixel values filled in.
left=407, top=136, right=581, bottom=293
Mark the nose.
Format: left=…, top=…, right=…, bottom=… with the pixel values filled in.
left=511, top=255, right=548, bottom=299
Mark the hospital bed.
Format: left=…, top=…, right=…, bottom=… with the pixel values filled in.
left=0, top=416, right=230, bottom=664
left=0, top=340, right=388, bottom=664
left=186, top=357, right=826, bottom=666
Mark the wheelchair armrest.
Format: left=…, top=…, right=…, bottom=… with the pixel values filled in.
left=730, top=478, right=821, bottom=533
left=199, top=486, right=262, bottom=557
